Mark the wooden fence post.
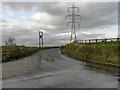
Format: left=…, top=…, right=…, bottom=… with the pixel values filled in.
left=117, top=38, right=119, bottom=42
left=105, top=39, right=106, bottom=44
left=96, top=39, right=97, bottom=44
left=104, top=39, right=106, bottom=42
left=89, top=40, right=90, bottom=43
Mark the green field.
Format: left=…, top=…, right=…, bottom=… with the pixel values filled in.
left=2, top=46, right=59, bottom=62
left=60, top=41, right=120, bottom=66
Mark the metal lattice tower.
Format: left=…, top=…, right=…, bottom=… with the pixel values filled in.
left=66, top=4, right=81, bottom=42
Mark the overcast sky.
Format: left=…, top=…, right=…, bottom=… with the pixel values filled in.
left=2, top=2, right=118, bottom=46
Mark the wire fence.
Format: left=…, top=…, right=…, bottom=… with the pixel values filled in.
left=74, top=38, right=120, bottom=44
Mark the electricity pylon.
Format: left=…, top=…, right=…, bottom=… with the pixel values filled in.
left=66, top=4, right=81, bottom=42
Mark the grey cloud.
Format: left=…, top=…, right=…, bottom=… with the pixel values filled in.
left=3, top=2, right=118, bottom=30
left=2, top=2, right=118, bottom=46
left=82, top=33, right=105, bottom=39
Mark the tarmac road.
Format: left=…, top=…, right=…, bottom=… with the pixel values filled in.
left=2, top=48, right=119, bottom=88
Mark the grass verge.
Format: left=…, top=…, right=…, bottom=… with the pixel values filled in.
left=2, top=46, right=59, bottom=63
left=60, top=41, right=120, bottom=66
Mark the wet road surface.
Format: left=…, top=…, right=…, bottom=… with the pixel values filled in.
left=2, top=48, right=119, bottom=88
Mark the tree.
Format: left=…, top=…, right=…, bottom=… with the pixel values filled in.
left=5, top=36, right=16, bottom=46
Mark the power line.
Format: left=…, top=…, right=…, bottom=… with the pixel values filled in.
left=66, top=4, right=81, bottom=42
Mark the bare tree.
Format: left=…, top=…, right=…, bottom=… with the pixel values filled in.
left=5, top=36, right=16, bottom=46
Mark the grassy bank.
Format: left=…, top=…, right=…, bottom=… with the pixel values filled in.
left=2, top=46, right=59, bottom=62
left=0, top=47, right=1, bottom=63
left=60, top=41, right=120, bottom=66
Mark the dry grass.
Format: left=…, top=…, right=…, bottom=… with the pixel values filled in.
left=2, top=46, right=59, bottom=62
left=60, top=41, right=120, bottom=65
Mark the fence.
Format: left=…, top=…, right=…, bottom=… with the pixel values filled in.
left=75, top=38, right=120, bottom=44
